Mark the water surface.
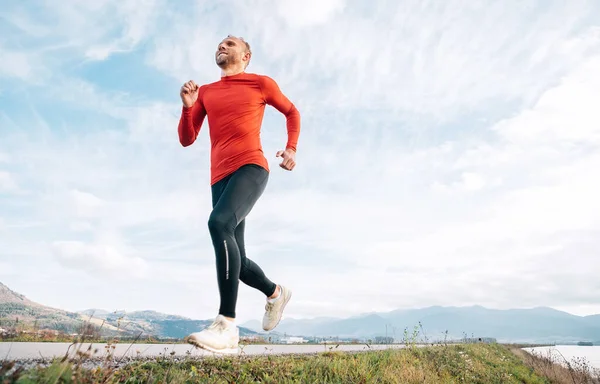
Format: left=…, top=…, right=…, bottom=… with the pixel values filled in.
left=523, top=345, right=600, bottom=371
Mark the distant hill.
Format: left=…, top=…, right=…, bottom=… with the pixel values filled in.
left=0, top=282, right=87, bottom=333
left=242, top=305, right=600, bottom=344
left=0, top=282, right=257, bottom=338
left=79, top=309, right=188, bottom=322
left=583, top=314, right=600, bottom=326
left=76, top=308, right=258, bottom=338
left=5, top=281, right=599, bottom=344
left=0, top=282, right=29, bottom=305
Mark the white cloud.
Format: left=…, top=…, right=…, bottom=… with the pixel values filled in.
left=80, top=0, right=160, bottom=60
left=496, top=54, right=600, bottom=145
left=237, top=52, right=600, bottom=318
left=0, top=0, right=159, bottom=88
left=70, top=190, right=105, bottom=219
left=344, top=53, right=600, bottom=311
left=276, top=0, right=346, bottom=27
left=0, top=261, right=15, bottom=276
left=69, top=221, right=94, bottom=232
left=46, top=0, right=158, bottom=57
left=146, top=0, right=598, bottom=124
left=52, top=240, right=149, bottom=279
left=431, top=171, right=500, bottom=194
left=0, top=171, right=17, bottom=192
left=0, top=49, right=36, bottom=81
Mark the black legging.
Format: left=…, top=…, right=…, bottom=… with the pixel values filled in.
left=208, top=163, right=277, bottom=318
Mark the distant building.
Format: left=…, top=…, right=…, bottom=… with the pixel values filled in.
left=282, top=336, right=307, bottom=344
left=464, top=337, right=497, bottom=344
left=374, top=336, right=395, bottom=344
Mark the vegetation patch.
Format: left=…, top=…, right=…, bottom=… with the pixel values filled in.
left=3, top=342, right=590, bottom=383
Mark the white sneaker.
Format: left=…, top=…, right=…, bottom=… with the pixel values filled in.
left=262, top=285, right=292, bottom=331
left=185, top=315, right=239, bottom=354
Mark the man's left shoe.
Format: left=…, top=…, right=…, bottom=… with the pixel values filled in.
left=262, top=285, right=292, bottom=331
left=185, top=315, right=239, bottom=354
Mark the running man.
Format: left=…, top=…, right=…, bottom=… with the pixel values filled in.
left=177, top=35, right=298, bottom=354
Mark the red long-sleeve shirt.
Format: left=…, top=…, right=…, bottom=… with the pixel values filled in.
left=178, top=72, right=301, bottom=185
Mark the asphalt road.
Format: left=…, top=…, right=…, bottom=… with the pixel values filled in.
left=0, top=341, right=407, bottom=360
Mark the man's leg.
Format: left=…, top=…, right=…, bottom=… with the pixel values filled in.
left=185, top=164, right=269, bottom=354
left=234, top=213, right=292, bottom=332
left=235, top=218, right=277, bottom=297
left=208, top=164, right=269, bottom=319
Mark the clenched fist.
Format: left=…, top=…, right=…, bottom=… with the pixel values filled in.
left=180, top=80, right=199, bottom=108
left=276, top=148, right=296, bottom=171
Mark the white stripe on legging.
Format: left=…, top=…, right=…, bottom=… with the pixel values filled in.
left=224, top=240, right=229, bottom=280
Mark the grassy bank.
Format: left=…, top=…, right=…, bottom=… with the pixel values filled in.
left=2, top=343, right=599, bottom=383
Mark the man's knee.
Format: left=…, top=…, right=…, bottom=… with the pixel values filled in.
left=208, top=212, right=235, bottom=236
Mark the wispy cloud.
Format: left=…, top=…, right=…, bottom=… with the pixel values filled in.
left=0, top=171, right=18, bottom=192
left=1, top=0, right=599, bottom=322
left=0, top=49, right=38, bottom=81
left=52, top=239, right=149, bottom=279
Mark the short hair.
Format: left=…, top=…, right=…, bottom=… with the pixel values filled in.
left=227, top=35, right=252, bottom=68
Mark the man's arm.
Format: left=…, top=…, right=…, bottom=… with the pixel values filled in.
left=178, top=86, right=207, bottom=147
left=258, top=75, right=301, bottom=152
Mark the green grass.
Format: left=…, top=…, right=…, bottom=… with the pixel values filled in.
left=3, top=342, right=584, bottom=384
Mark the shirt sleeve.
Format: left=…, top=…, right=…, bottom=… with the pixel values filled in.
left=258, top=75, right=301, bottom=152
left=178, top=86, right=207, bottom=147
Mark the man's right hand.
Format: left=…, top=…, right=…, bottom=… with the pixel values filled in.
left=180, top=80, right=199, bottom=108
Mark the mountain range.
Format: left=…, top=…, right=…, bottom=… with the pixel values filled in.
left=242, top=306, right=600, bottom=344
left=2, top=281, right=599, bottom=344
left=0, top=282, right=257, bottom=338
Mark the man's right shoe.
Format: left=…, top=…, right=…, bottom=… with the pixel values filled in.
left=185, top=314, right=239, bottom=354
left=262, top=285, right=292, bottom=331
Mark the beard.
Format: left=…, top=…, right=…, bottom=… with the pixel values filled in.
left=216, top=52, right=232, bottom=68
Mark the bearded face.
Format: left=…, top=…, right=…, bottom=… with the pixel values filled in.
left=215, top=36, right=250, bottom=69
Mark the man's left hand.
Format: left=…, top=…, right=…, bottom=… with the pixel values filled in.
left=276, top=148, right=296, bottom=171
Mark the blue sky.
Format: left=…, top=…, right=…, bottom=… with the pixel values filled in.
left=1, top=0, right=600, bottom=324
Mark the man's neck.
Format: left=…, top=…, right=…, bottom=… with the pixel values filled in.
left=220, top=66, right=245, bottom=77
